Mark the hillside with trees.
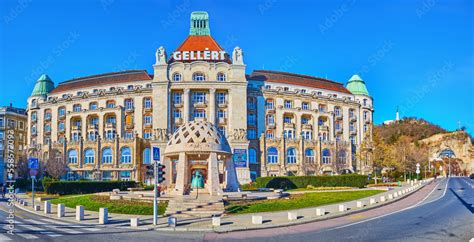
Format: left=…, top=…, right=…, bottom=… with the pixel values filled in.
left=374, top=117, right=447, bottom=144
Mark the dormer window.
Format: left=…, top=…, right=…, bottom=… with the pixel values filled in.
left=217, top=72, right=226, bottom=81
left=77, top=91, right=83, bottom=96
left=89, top=102, right=98, bottom=110
left=173, top=73, right=182, bottom=82
left=192, top=72, right=205, bottom=81
left=73, top=104, right=82, bottom=112
left=283, top=87, right=289, bottom=91
left=127, top=85, right=134, bottom=90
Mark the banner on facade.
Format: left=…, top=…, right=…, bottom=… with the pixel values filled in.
left=233, top=149, right=247, bottom=168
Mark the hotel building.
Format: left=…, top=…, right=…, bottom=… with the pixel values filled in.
left=25, top=12, right=373, bottom=185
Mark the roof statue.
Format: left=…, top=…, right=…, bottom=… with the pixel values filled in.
left=155, top=46, right=167, bottom=65
left=232, top=46, right=244, bottom=65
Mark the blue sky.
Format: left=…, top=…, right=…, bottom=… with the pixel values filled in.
left=0, top=0, right=473, bottom=134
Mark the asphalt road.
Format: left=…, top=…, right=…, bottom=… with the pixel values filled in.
left=0, top=177, right=472, bottom=241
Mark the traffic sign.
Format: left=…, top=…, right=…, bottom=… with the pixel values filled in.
left=153, top=147, right=160, bottom=161
left=28, top=158, right=39, bottom=169
left=416, top=169, right=420, bottom=174
left=29, top=169, right=38, bottom=177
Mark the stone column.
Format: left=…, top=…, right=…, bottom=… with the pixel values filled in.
left=209, top=88, right=216, bottom=124
left=173, top=152, right=187, bottom=194
left=225, top=156, right=239, bottom=192
left=183, top=89, right=190, bottom=122
left=207, top=152, right=220, bottom=196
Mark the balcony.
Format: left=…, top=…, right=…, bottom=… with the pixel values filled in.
left=58, top=114, right=66, bottom=120
left=194, top=117, right=207, bottom=122
left=319, top=125, right=329, bottom=132
left=267, top=123, right=276, bottom=129
left=88, top=124, right=98, bottom=130
left=44, top=129, right=51, bottom=135
left=266, top=108, right=275, bottom=114
left=105, top=123, right=116, bottom=129
left=350, top=116, right=357, bottom=122
left=364, top=118, right=371, bottom=124
left=350, top=129, right=357, bottom=135
left=144, top=122, right=152, bottom=128
left=218, top=102, right=228, bottom=108
left=174, top=103, right=183, bottom=108
left=72, top=126, right=81, bottom=131
left=125, top=108, right=134, bottom=113
left=125, top=123, right=134, bottom=129
left=336, top=128, right=343, bottom=134
left=218, top=117, right=227, bottom=125
left=284, top=123, right=295, bottom=129
left=302, top=124, right=312, bottom=130
left=193, top=101, right=208, bottom=108
left=335, top=114, right=343, bottom=120
left=175, top=117, right=183, bottom=125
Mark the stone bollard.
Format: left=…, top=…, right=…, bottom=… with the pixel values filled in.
left=369, top=198, right=376, bottom=205
left=44, top=201, right=51, bottom=214
left=212, top=216, right=221, bottom=227
left=23, top=201, right=28, bottom=206
left=388, top=194, right=393, bottom=200
left=393, top=192, right=398, bottom=198
left=380, top=196, right=386, bottom=202
left=19, top=200, right=23, bottom=205
left=99, top=208, right=108, bottom=224
left=76, top=205, right=84, bottom=221
left=288, top=212, right=297, bottom=221
left=338, top=204, right=346, bottom=212
left=316, top=208, right=326, bottom=216
left=252, top=215, right=263, bottom=225
left=34, top=205, right=41, bottom=211
left=356, top=201, right=364, bottom=208
left=410, top=180, right=414, bottom=186
left=57, top=204, right=65, bottom=218
left=398, top=191, right=402, bottom=196
left=130, top=218, right=139, bottom=227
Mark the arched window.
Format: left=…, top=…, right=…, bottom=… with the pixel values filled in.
left=102, top=148, right=112, bottom=164
left=267, top=147, right=278, bottom=164
left=68, top=149, right=78, bottom=164
left=73, top=104, right=82, bottom=112
left=89, top=102, right=98, bottom=110
left=217, top=72, right=226, bottom=81
left=84, top=149, right=95, bottom=164
left=172, top=73, right=182, bottom=82
left=267, top=115, right=275, bottom=124
left=305, top=149, right=315, bottom=164
left=322, top=149, right=331, bottom=164
left=31, top=99, right=37, bottom=108
left=249, top=148, right=257, bottom=164
left=287, top=148, right=297, bottom=164
left=192, top=72, right=205, bottom=81
left=31, top=112, right=37, bottom=121
left=121, top=147, right=132, bottom=163
left=143, top=148, right=151, bottom=164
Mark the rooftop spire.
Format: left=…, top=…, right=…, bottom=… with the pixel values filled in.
left=189, top=11, right=210, bottom=36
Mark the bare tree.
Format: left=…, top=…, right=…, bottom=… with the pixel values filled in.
left=16, top=155, right=29, bottom=179
left=44, top=149, right=68, bottom=180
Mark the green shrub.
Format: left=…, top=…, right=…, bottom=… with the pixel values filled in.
left=240, top=183, right=258, bottom=191
left=43, top=181, right=137, bottom=195
left=255, top=174, right=368, bottom=190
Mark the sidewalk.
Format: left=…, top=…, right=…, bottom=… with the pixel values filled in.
left=13, top=179, right=432, bottom=233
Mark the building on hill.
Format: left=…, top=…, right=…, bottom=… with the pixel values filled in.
left=25, top=11, right=375, bottom=187
left=419, top=131, right=474, bottom=175
left=383, top=107, right=400, bottom=125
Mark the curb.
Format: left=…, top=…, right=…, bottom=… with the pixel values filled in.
left=155, top=181, right=431, bottom=233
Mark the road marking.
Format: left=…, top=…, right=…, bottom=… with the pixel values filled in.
left=39, top=218, right=101, bottom=232
left=0, top=233, right=12, bottom=241
left=322, top=178, right=450, bottom=232
left=24, top=219, right=82, bottom=235
left=12, top=221, right=61, bottom=237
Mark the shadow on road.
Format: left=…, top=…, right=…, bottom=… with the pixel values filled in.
left=449, top=188, right=474, bottom=214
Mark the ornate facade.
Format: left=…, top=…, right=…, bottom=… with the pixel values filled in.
left=25, top=11, right=374, bottom=184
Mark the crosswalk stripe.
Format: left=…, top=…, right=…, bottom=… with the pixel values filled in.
left=39, top=218, right=101, bottom=232
left=25, top=219, right=82, bottom=235
left=0, top=222, right=38, bottom=241
left=13, top=222, right=61, bottom=238
left=0, top=233, right=12, bottom=241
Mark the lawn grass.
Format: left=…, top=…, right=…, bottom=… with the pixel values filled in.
left=226, top=190, right=384, bottom=214
left=50, top=194, right=167, bottom=215
left=288, top=186, right=354, bottom=192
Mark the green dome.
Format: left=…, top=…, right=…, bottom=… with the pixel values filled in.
left=346, top=74, right=369, bottom=96
left=31, top=74, right=54, bottom=96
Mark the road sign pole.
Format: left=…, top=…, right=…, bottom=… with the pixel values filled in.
left=31, top=176, right=35, bottom=208
left=153, top=161, right=158, bottom=225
